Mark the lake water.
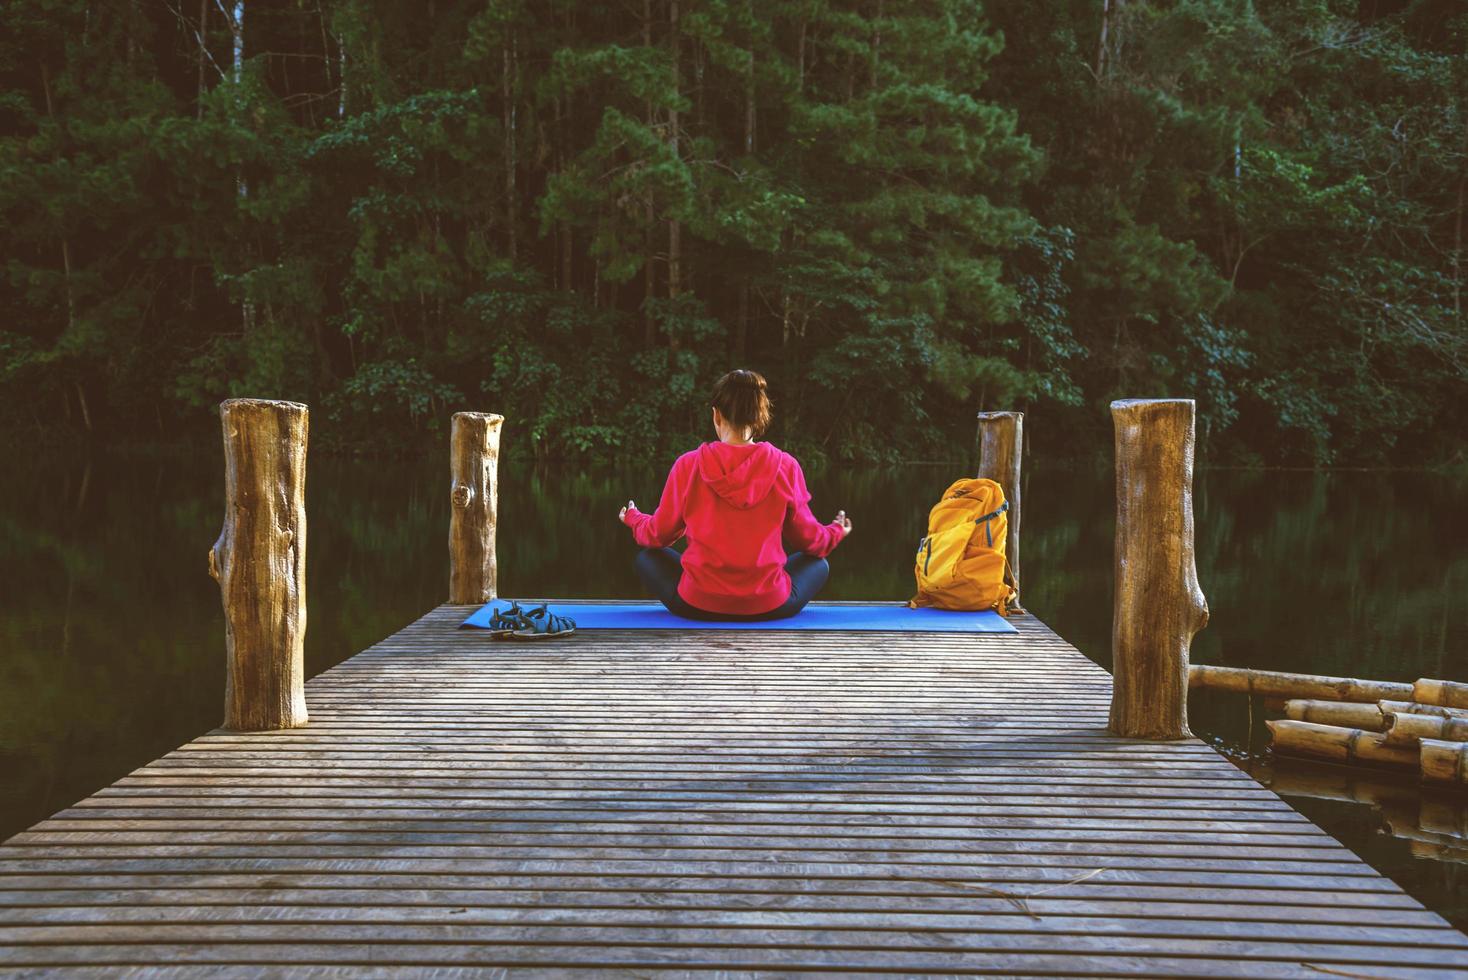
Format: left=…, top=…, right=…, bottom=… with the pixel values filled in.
left=1, top=449, right=1465, bottom=929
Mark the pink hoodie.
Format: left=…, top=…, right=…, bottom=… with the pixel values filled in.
left=624, top=442, right=846, bottom=615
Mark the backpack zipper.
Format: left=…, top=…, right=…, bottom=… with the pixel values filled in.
left=973, top=501, right=1009, bottom=547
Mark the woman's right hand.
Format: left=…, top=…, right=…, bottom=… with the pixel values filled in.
left=618, top=500, right=636, bottom=526
left=834, top=510, right=852, bottom=537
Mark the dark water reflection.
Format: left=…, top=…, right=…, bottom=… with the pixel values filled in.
left=1, top=451, right=1464, bottom=928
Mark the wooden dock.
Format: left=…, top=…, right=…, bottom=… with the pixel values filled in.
left=2, top=605, right=1466, bottom=977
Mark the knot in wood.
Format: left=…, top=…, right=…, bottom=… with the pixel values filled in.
left=451, top=483, right=475, bottom=508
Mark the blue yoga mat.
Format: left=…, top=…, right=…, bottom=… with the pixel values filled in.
left=460, top=600, right=1017, bottom=633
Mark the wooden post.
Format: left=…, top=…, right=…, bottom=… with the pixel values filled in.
left=449, top=412, right=505, bottom=604
left=976, top=410, right=1023, bottom=610
left=208, top=398, right=308, bottom=732
left=1108, top=398, right=1209, bottom=739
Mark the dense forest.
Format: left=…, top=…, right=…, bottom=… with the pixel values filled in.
left=1, top=0, right=1464, bottom=464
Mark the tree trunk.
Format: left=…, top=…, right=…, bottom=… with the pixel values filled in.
left=230, top=1, right=244, bottom=84
left=208, top=398, right=308, bottom=732
left=42, top=66, right=79, bottom=341
left=73, top=380, right=92, bottom=432
left=1108, top=399, right=1208, bottom=739
left=60, top=239, right=76, bottom=333
left=744, top=2, right=755, bottom=155
left=503, top=28, right=518, bottom=262
left=198, top=0, right=209, bottom=117
left=642, top=0, right=656, bottom=348
left=1454, top=175, right=1463, bottom=321
left=1189, top=664, right=1413, bottom=702
left=449, top=412, right=505, bottom=604
left=736, top=283, right=749, bottom=360
left=561, top=223, right=573, bottom=291
left=553, top=96, right=571, bottom=291
left=667, top=0, right=681, bottom=306
left=976, top=411, right=1023, bottom=609
left=871, top=0, right=882, bottom=87
left=1095, top=0, right=1110, bottom=77
left=781, top=289, right=795, bottom=432
left=797, top=19, right=806, bottom=92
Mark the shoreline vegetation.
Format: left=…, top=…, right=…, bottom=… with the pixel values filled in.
left=2, top=1, right=1465, bottom=467
left=9, top=435, right=1468, bottom=476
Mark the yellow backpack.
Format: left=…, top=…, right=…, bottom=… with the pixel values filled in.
left=908, top=477, right=1017, bottom=614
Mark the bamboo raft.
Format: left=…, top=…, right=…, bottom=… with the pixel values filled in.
left=3, top=606, right=1468, bottom=976
left=1189, top=666, right=1468, bottom=787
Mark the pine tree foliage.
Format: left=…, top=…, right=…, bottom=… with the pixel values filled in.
left=1, top=0, right=1463, bottom=463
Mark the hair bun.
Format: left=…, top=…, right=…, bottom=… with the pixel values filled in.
left=710, top=369, right=774, bottom=438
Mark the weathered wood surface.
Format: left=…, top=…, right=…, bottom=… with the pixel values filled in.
left=448, top=412, right=504, bottom=605
left=1381, top=700, right=1468, bottom=721
left=1385, top=712, right=1468, bottom=746
left=1420, top=738, right=1468, bottom=786
left=3, top=606, right=1465, bottom=977
left=976, top=410, right=1022, bottom=608
left=207, top=398, right=309, bottom=732
left=1190, top=664, right=1414, bottom=703
left=1267, top=719, right=1419, bottom=769
left=1416, top=679, right=1468, bottom=711
left=1109, top=399, right=1209, bottom=740
left=1284, top=699, right=1386, bottom=731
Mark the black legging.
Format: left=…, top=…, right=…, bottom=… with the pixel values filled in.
left=635, top=547, right=829, bottom=621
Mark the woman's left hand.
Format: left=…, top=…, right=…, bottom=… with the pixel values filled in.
left=834, top=510, right=853, bottom=537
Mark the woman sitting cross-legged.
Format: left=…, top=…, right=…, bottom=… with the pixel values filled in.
left=619, top=369, right=852, bottom=621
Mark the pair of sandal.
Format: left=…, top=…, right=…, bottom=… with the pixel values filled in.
left=484, top=601, right=577, bottom=640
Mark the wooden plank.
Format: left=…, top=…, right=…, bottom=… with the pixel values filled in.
left=0, top=838, right=1357, bottom=864
left=2, top=906, right=1465, bottom=949
left=17, top=814, right=1327, bottom=835
left=0, top=890, right=1452, bottom=929
left=0, top=876, right=1433, bottom=910
left=4, top=921, right=1468, bottom=962
left=3, top=934, right=1468, bottom=973
left=7, top=964, right=1466, bottom=980
left=2, top=838, right=1359, bottom=865
left=56, top=798, right=1307, bottom=817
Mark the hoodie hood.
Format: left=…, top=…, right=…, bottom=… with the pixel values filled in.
left=695, top=441, right=786, bottom=509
